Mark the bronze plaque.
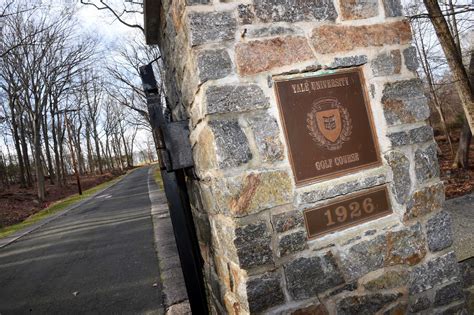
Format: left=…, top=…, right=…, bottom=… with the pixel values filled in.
left=274, top=68, right=380, bottom=185
left=304, top=186, right=392, bottom=239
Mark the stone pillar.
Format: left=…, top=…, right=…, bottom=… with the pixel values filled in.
left=153, top=0, right=464, bottom=313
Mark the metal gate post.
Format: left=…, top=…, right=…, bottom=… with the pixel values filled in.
left=139, top=64, right=208, bottom=314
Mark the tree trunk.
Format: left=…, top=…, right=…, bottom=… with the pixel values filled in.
left=19, top=117, right=33, bottom=187
left=51, top=105, right=63, bottom=186
left=42, top=110, right=55, bottom=184
left=424, top=0, right=474, bottom=134
left=452, top=47, right=474, bottom=168
left=452, top=120, right=471, bottom=169
left=33, top=118, right=45, bottom=201
left=119, top=122, right=131, bottom=168
left=106, top=134, right=115, bottom=170
left=10, top=102, right=26, bottom=187
left=58, top=125, right=67, bottom=186
left=92, top=121, right=103, bottom=174
left=85, top=124, right=94, bottom=174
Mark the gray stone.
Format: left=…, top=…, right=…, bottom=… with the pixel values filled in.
left=341, top=236, right=362, bottom=246
left=385, top=151, right=411, bottom=203
left=383, top=0, right=403, bottom=17
left=388, top=131, right=410, bottom=147
left=254, top=0, right=337, bottom=23
left=409, top=252, right=460, bottom=294
left=382, top=79, right=430, bottom=126
left=272, top=211, right=304, bottom=233
left=427, top=211, right=454, bottom=252
left=238, top=4, right=255, bottom=25
left=327, top=282, right=358, bottom=297
left=197, top=49, right=232, bottom=83
left=410, top=125, right=434, bottom=143
left=434, top=303, right=469, bottom=315
left=336, top=293, right=402, bottom=315
left=339, top=235, right=386, bottom=280
left=285, top=253, right=344, bottom=300
left=434, top=282, right=465, bottom=306
left=247, top=114, right=284, bottom=162
left=365, top=229, right=377, bottom=236
left=340, top=0, right=379, bottom=20
left=166, top=301, right=191, bottom=315
left=247, top=272, right=285, bottom=312
left=329, top=55, right=368, bottom=68
left=459, top=257, right=474, bottom=287
left=234, top=222, right=273, bottom=269
left=246, top=26, right=299, bottom=38
left=403, top=46, right=419, bottom=72
left=415, top=144, right=440, bottom=183
left=371, top=50, right=401, bottom=77
left=388, top=125, right=433, bottom=147
left=193, top=212, right=212, bottom=246
left=409, top=295, right=431, bottom=313
left=236, top=236, right=273, bottom=269
left=185, top=0, right=209, bottom=4
left=208, top=120, right=252, bottom=169
left=207, top=270, right=222, bottom=306
left=205, top=84, right=268, bottom=115
left=234, top=222, right=267, bottom=246
left=187, top=11, right=236, bottom=46
left=298, top=174, right=386, bottom=204
left=278, top=230, right=307, bottom=257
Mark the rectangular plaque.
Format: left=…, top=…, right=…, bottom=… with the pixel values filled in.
left=304, top=186, right=392, bottom=239
left=274, top=68, right=381, bottom=185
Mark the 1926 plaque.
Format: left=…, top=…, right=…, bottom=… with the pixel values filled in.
left=274, top=68, right=380, bottom=185
left=304, top=186, right=392, bottom=239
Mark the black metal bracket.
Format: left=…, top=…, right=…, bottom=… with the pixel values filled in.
left=139, top=64, right=208, bottom=314
left=162, top=121, right=194, bottom=171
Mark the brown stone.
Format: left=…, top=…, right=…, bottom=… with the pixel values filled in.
left=235, top=36, right=314, bottom=75
left=292, top=303, right=329, bottom=315
left=404, top=183, right=445, bottom=221
left=224, top=292, right=242, bottom=315
left=310, top=21, right=412, bottom=54
left=193, top=126, right=217, bottom=174
left=340, top=0, right=379, bottom=20
left=205, top=170, right=293, bottom=216
left=363, top=269, right=409, bottom=291
left=384, top=302, right=408, bottom=315
left=214, top=255, right=231, bottom=290
left=385, top=224, right=427, bottom=266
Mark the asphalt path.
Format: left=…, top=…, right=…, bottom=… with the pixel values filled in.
left=0, top=167, right=163, bottom=314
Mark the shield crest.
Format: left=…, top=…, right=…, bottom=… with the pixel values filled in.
left=316, top=109, right=342, bottom=143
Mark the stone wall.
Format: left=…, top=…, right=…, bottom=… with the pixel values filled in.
left=153, top=0, right=466, bottom=313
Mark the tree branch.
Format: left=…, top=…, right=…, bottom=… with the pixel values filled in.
left=79, top=0, right=144, bottom=33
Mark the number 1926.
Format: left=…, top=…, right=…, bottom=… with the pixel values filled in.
left=324, top=198, right=375, bottom=226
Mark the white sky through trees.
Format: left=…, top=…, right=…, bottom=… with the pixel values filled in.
left=0, top=0, right=153, bottom=161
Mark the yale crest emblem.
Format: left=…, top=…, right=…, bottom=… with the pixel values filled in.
left=307, top=97, right=352, bottom=151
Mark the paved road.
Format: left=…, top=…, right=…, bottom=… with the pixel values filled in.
left=0, top=167, right=163, bottom=314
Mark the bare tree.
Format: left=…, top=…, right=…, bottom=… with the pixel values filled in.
left=423, top=0, right=474, bottom=135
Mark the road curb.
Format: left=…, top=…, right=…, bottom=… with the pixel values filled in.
left=147, top=167, right=190, bottom=314
left=0, top=169, right=135, bottom=249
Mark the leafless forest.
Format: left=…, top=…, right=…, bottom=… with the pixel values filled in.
left=0, top=1, right=161, bottom=208
left=405, top=1, right=474, bottom=197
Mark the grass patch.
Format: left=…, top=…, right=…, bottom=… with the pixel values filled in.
left=0, top=175, right=124, bottom=239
